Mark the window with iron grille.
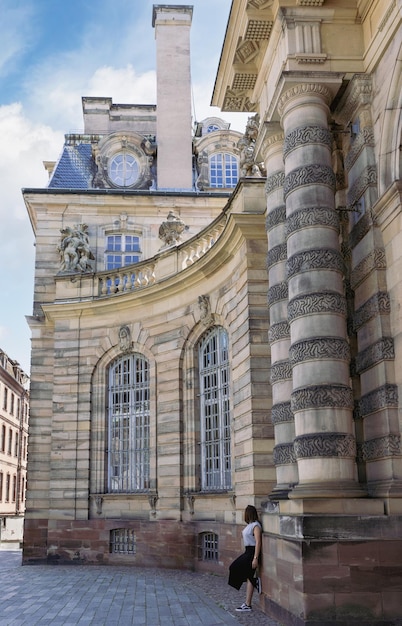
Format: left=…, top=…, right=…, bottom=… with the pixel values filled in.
left=209, top=153, right=238, bottom=188
left=199, top=327, right=231, bottom=491
left=107, top=354, right=150, bottom=493
left=200, top=532, right=219, bottom=561
left=110, top=528, right=136, bottom=554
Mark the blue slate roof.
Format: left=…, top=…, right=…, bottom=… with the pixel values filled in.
left=49, top=143, right=96, bottom=189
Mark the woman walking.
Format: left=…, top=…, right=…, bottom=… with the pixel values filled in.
left=228, top=505, right=262, bottom=612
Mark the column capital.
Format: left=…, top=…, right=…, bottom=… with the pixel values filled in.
left=278, top=82, right=332, bottom=117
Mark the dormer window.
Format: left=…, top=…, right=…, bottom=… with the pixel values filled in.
left=209, top=153, right=238, bottom=188
left=108, top=152, right=139, bottom=187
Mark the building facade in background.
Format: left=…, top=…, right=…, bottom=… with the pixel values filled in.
left=0, top=349, right=29, bottom=547
left=23, top=2, right=402, bottom=624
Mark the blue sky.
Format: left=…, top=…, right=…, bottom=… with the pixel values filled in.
left=0, top=0, right=248, bottom=374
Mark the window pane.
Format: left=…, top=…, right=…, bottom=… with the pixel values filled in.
left=209, top=153, right=238, bottom=188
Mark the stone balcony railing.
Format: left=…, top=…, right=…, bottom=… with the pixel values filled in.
left=96, top=215, right=227, bottom=297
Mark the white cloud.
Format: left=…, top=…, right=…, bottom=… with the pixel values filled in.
left=0, top=3, right=36, bottom=77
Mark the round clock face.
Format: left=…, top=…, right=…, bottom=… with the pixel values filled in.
left=108, top=152, right=139, bottom=187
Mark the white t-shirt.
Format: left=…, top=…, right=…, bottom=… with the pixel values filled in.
left=242, top=521, right=261, bottom=547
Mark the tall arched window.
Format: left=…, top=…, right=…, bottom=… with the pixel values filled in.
left=209, top=153, right=238, bottom=188
left=107, top=353, right=150, bottom=492
left=199, top=327, right=231, bottom=490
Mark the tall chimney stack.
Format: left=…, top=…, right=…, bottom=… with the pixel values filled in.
left=152, top=5, right=193, bottom=190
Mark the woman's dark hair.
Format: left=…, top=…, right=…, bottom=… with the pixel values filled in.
left=244, top=505, right=259, bottom=524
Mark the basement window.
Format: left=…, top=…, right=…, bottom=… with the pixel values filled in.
left=110, top=528, right=136, bottom=554
left=199, top=532, right=219, bottom=561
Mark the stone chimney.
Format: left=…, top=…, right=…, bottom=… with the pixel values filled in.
left=152, top=5, right=193, bottom=190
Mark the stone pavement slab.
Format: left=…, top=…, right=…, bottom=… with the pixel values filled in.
left=0, top=551, right=281, bottom=625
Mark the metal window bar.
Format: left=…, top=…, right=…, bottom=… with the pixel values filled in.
left=202, top=532, right=219, bottom=561
left=110, top=528, right=136, bottom=554
left=108, top=354, right=150, bottom=493
left=199, top=327, right=231, bottom=490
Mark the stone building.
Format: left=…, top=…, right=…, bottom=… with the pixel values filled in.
left=0, top=349, right=29, bottom=547
left=23, top=1, right=402, bottom=625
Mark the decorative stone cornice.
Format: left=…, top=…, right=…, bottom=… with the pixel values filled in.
left=294, top=433, right=356, bottom=459
left=288, top=291, right=346, bottom=321
left=359, top=384, right=399, bottom=418
left=286, top=206, right=339, bottom=235
left=353, top=292, right=390, bottom=331
left=266, top=170, right=285, bottom=195
left=269, top=321, right=290, bottom=344
left=354, top=338, right=394, bottom=375
left=284, top=164, right=336, bottom=198
left=291, top=384, right=354, bottom=411
left=334, top=74, right=372, bottom=126
left=345, top=127, right=375, bottom=172
left=273, top=443, right=297, bottom=465
left=266, top=205, right=286, bottom=231
left=278, top=83, right=331, bottom=117
left=260, top=129, right=284, bottom=158
left=268, top=281, right=288, bottom=304
left=296, top=0, right=324, bottom=5
left=271, top=401, right=294, bottom=425
left=289, top=337, right=350, bottom=365
left=283, top=126, right=332, bottom=158
left=358, top=433, right=401, bottom=462
left=271, top=360, right=292, bottom=383
left=267, top=242, right=287, bottom=268
left=287, top=248, right=344, bottom=278
left=350, top=248, right=386, bottom=290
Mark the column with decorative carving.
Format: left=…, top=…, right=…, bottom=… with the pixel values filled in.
left=263, top=124, right=298, bottom=498
left=280, top=83, right=362, bottom=498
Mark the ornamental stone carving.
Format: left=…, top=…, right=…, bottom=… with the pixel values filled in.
left=287, top=248, right=344, bottom=278
left=158, top=211, right=187, bottom=247
left=119, top=325, right=132, bottom=353
left=294, top=433, right=356, bottom=459
left=334, top=75, right=372, bottom=127
left=283, top=125, right=332, bottom=158
left=266, top=242, right=287, bottom=269
left=354, top=292, right=390, bottom=331
left=268, top=281, right=288, bottom=304
left=345, top=127, right=375, bottom=172
left=265, top=170, right=285, bottom=195
left=266, top=205, right=286, bottom=231
left=57, top=223, right=94, bottom=273
left=359, top=384, right=399, bottom=418
left=238, top=114, right=266, bottom=177
left=291, top=384, right=354, bottom=411
left=353, top=337, right=395, bottom=375
left=271, top=402, right=294, bottom=425
left=347, top=164, right=377, bottom=207
left=289, top=337, right=350, bottom=365
left=359, top=434, right=401, bottom=462
left=271, top=360, right=292, bottom=383
left=273, top=443, right=296, bottom=465
left=198, top=294, right=214, bottom=327
left=278, top=83, right=331, bottom=117
left=286, top=206, right=339, bottom=235
left=349, top=211, right=372, bottom=249
left=284, top=164, right=336, bottom=198
left=288, top=291, right=346, bottom=321
left=268, top=321, right=290, bottom=344
left=350, top=248, right=387, bottom=290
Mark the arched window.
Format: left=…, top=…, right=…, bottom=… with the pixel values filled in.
left=209, top=153, right=238, bottom=188
left=107, top=353, right=150, bottom=492
left=198, top=327, right=231, bottom=490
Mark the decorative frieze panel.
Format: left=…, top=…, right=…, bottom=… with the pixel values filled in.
left=287, top=248, right=344, bottom=278
left=359, top=384, right=399, bottom=418
left=354, top=338, right=395, bottom=375
left=268, top=281, right=288, bottom=305
left=235, top=40, right=260, bottom=65
left=344, top=127, right=375, bottom=172
left=289, top=337, right=350, bottom=365
left=349, top=211, right=372, bottom=249
left=334, top=75, right=372, bottom=127
left=288, top=291, right=346, bottom=321
left=266, top=171, right=285, bottom=195
left=266, top=205, right=286, bottom=231
left=294, top=433, right=356, bottom=459
left=347, top=165, right=377, bottom=207
left=232, top=73, right=258, bottom=91
left=245, top=19, right=273, bottom=41
left=271, top=401, right=294, bottom=425
left=286, top=206, right=339, bottom=235
left=291, top=384, right=354, bottom=411
left=358, top=433, right=401, bottom=462
left=283, top=126, right=332, bottom=158
left=273, top=443, right=296, bottom=465
left=268, top=321, right=290, bottom=344
left=350, top=248, right=386, bottom=290
left=284, top=164, right=336, bottom=198
left=271, top=360, right=292, bottom=383
left=267, top=242, right=287, bottom=268
left=278, top=83, right=331, bottom=117
left=222, top=89, right=256, bottom=112
left=354, top=292, right=390, bottom=331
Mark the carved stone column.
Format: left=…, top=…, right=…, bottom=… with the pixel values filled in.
left=279, top=84, right=362, bottom=498
left=262, top=124, right=298, bottom=498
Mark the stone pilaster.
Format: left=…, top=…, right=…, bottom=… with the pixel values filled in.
left=279, top=83, right=362, bottom=498
left=262, top=123, right=298, bottom=498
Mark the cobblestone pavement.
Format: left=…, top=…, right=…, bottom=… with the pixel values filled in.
left=0, top=550, right=281, bottom=625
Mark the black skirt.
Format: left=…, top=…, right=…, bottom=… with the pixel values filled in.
left=228, top=545, right=257, bottom=590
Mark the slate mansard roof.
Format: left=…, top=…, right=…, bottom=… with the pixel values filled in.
left=49, top=142, right=96, bottom=190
